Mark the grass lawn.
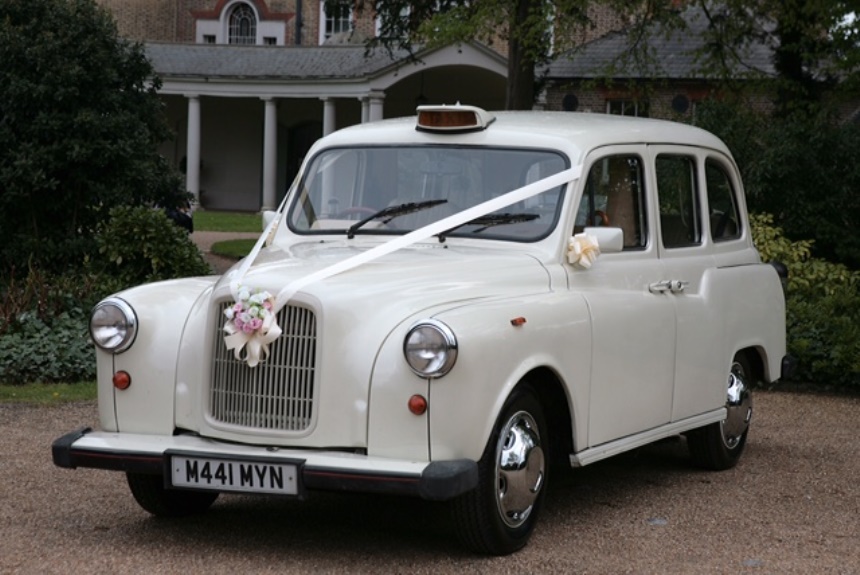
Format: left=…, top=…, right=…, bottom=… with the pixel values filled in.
left=0, top=381, right=97, bottom=404
left=211, top=238, right=257, bottom=259
left=194, top=210, right=262, bottom=233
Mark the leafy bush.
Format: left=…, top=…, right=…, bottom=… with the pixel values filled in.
left=695, top=99, right=860, bottom=269
left=751, top=214, right=860, bottom=389
left=0, top=207, right=212, bottom=384
left=96, top=206, right=212, bottom=285
left=0, top=266, right=116, bottom=384
left=0, top=0, right=186, bottom=274
left=0, top=310, right=95, bottom=384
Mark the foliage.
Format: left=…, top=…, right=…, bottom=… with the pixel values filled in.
left=0, top=309, right=95, bottom=384
left=96, top=206, right=212, bottom=286
left=690, top=0, right=860, bottom=115
left=694, top=99, right=860, bottom=269
left=751, top=214, right=860, bottom=389
left=346, top=0, right=655, bottom=109
left=0, top=0, right=186, bottom=275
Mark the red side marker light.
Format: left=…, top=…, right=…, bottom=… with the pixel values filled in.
left=113, top=371, right=131, bottom=390
left=408, top=394, right=428, bottom=415
left=510, top=317, right=527, bottom=327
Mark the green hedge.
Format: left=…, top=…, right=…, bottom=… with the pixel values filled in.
left=0, top=207, right=212, bottom=384
left=751, top=214, right=860, bottom=389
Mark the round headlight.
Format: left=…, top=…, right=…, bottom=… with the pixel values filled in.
left=90, top=298, right=137, bottom=353
left=403, top=320, right=458, bottom=378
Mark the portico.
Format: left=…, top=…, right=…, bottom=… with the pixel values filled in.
left=146, top=42, right=507, bottom=211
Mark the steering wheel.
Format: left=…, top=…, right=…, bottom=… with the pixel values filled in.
left=335, top=206, right=376, bottom=219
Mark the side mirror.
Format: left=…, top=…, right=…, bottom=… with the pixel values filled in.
left=583, top=226, right=623, bottom=253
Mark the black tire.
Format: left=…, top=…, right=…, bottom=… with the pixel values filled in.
left=126, top=472, right=218, bottom=517
left=451, top=383, right=548, bottom=555
left=687, top=353, right=754, bottom=470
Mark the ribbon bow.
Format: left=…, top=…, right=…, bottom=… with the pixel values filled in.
left=567, top=233, right=601, bottom=269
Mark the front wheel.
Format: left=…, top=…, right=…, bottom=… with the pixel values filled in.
left=687, top=354, right=754, bottom=470
left=126, top=472, right=218, bottom=517
left=451, top=384, right=548, bottom=555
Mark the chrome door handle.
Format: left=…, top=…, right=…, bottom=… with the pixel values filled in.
left=649, top=280, right=689, bottom=294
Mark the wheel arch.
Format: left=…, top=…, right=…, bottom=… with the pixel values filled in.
left=736, top=346, right=766, bottom=385
left=521, top=367, right=574, bottom=469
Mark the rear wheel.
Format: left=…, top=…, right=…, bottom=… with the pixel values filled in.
left=126, top=472, right=218, bottom=517
left=687, top=354, right=754, bottom=470
left=452, top=384, right=548, bottom=555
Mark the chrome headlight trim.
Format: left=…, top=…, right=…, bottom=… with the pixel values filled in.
left=403, top=319, right=458, bottom=378
left=89, top=297, right=137, bottom=354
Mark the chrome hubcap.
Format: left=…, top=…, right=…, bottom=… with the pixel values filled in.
left=721, top=361, right=752, bottom=449
left=495, top=411, right=545, bottom=528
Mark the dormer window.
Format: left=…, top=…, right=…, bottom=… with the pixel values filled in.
left=320, top=0, right=353, bottom=43
left=228, top=3, right=257, bottom=44
left=194, top=0, right=287, bottom=46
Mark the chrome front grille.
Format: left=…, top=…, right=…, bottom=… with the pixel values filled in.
left=210, top=302, right=317, bottom=432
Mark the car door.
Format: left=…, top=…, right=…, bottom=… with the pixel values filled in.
left=569, top=147, right=676, bottom=447
left=648, top=146, right=726, bottom=421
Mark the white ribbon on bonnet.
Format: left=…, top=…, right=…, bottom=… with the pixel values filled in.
left=225, top=164, right=584, bottom=367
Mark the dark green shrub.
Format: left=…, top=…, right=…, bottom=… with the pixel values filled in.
left=0, top=310, right=95, bottom=384
left=695, top=99, right=860, bottom=269
left=0, top=0, right=186, bottom=274
left=95, top=205, right=212, bottom=285
left=751, top=214, right=860, bottom=389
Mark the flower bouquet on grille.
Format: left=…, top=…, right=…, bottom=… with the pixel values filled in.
left=223, top=285, right=282, bottom=367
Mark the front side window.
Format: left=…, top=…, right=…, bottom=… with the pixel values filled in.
left=576, top=155, right=647, bottom=249
left=228, top=3, right=257, bottom=45
left=656, top=155, right=701, bottom=248
left=288, top=146, right=569, bottom=242
left=705, top=159, right=742, bottom=242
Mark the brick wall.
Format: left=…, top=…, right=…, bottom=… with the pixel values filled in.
left=98, top=0, right=180, bottom=42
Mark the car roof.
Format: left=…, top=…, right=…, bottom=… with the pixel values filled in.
left=315, top=110, right=732, bottom=163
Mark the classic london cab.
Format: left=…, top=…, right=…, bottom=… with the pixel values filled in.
left=53, top=105, right=791, bottom=555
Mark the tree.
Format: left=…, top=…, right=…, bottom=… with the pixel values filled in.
left=0, top=0, right=185, bottom=274
left=345, top=0, right=654, bottom=110
left=691, top=0, right=860, bottom=116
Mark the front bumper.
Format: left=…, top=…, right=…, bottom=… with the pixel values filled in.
left=52, top=428, right=477, bottom=501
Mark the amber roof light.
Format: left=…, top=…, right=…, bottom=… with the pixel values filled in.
left=416, top=104, right=495, bottom=133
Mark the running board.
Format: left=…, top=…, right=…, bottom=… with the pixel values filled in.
left=569, top=408, right=727, bottom=468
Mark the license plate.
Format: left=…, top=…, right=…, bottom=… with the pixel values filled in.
left=169, top=453, right=301, bottom=495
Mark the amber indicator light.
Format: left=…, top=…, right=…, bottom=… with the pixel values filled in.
left=113, top=371, right=131, bottom=390
left=408, top=394, right=428, bottom=415
left=417, top=110, right=478, bottom=130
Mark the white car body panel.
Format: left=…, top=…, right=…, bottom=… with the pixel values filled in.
left=56, top=108, right=788, bottom=515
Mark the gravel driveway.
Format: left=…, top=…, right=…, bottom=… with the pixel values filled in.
left=2, top=390, right=858, bottom=574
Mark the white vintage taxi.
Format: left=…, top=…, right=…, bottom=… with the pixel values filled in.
left=53, top=105, right=791, bottom=555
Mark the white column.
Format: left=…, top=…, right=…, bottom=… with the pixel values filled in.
left=261, top=97, right=278, bottom=211
left=360, top=97, right=370, bottom=123
left=186, top=94, right=201, bottom=205
left=368, top=92, right=384, bottom=122
left=322, top=97, right=336, bottom=136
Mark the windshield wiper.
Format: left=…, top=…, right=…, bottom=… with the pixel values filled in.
left=437, top=212, right=540, bottom=242
left=346, top=199, right=448, bottom=239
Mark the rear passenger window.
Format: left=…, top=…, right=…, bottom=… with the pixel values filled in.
left=577, top=155, right=647, bottom=249
left=705, top=159, right=742, bottom=242
left=656, top=155, right=701, bottom=248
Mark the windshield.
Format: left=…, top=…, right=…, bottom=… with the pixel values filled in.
left=287, top=146, right=568, bottom=242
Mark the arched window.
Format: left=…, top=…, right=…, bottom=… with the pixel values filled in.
left=228, top=3, right=257, bottom=45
